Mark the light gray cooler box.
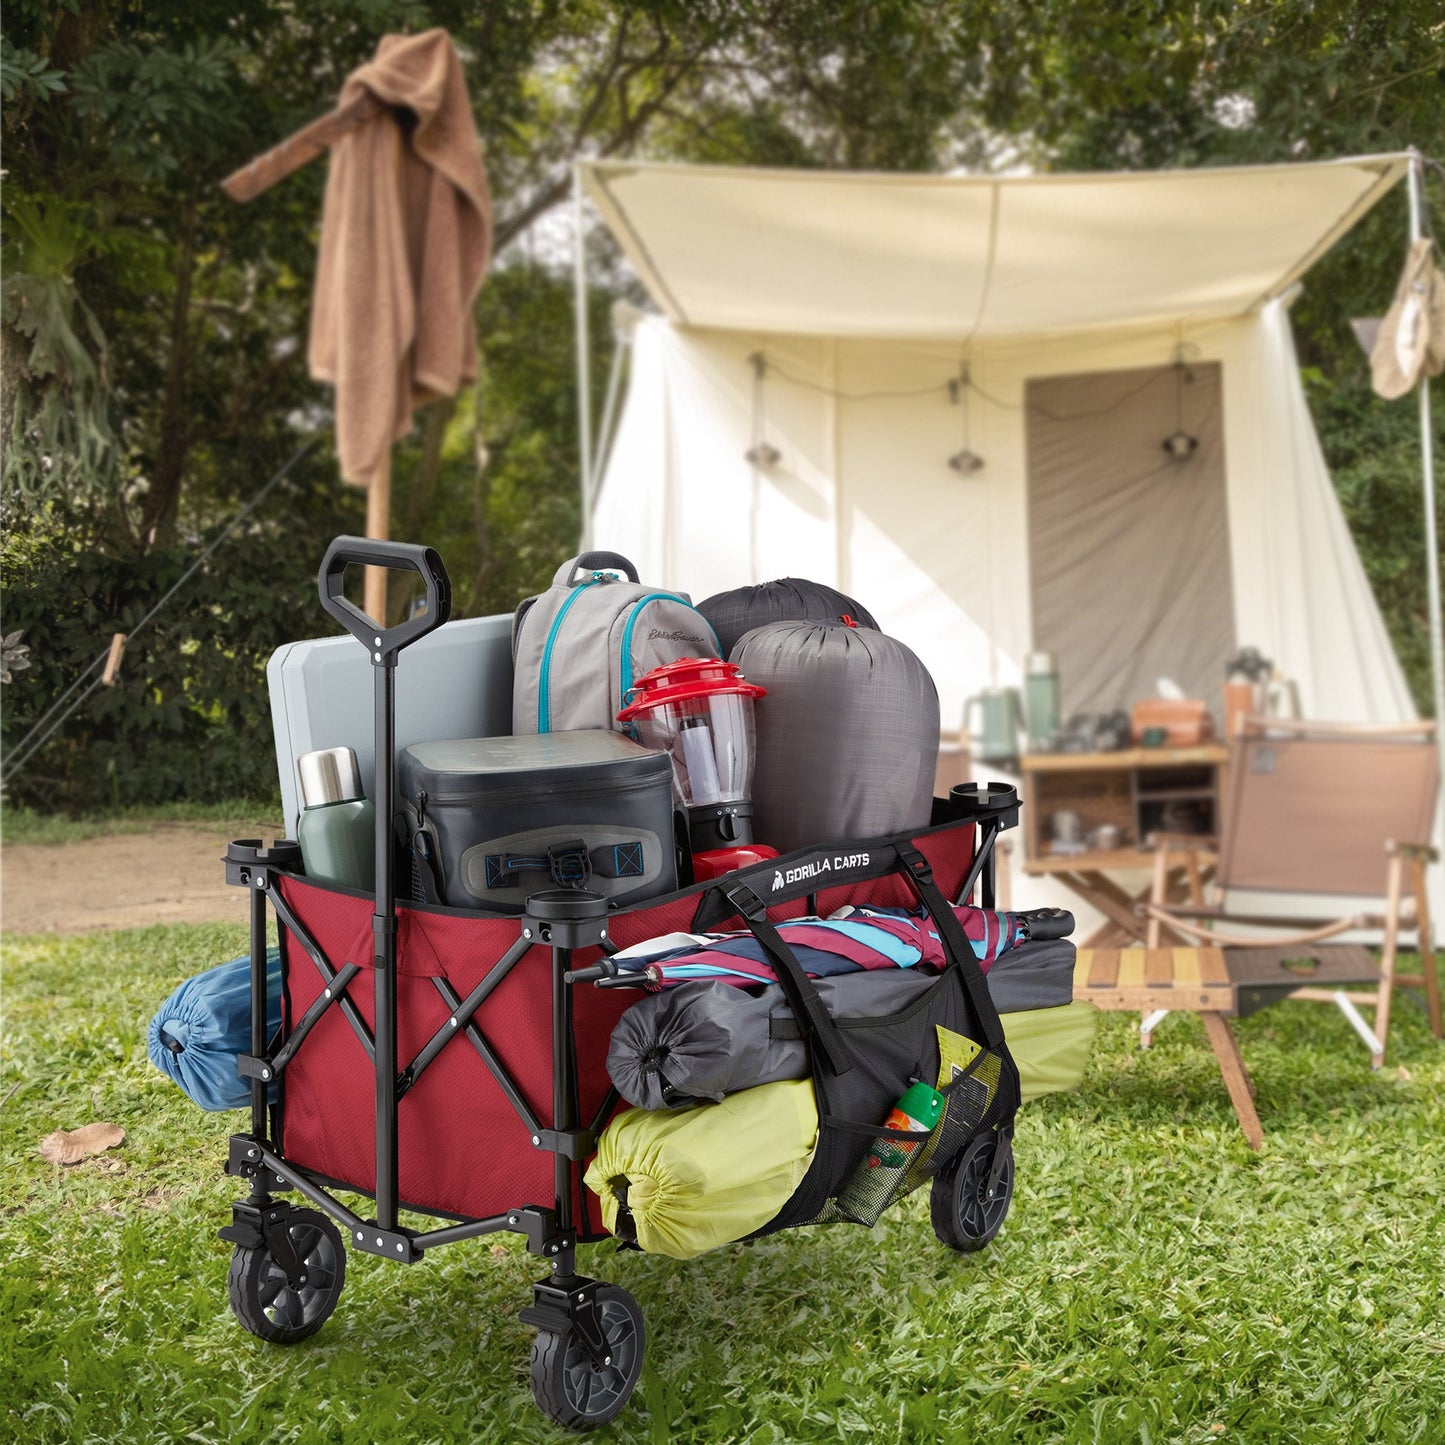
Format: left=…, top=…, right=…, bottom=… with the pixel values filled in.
left=268, top=614, right=514, bottom=836
left=398, top=731, right=678, bottom=913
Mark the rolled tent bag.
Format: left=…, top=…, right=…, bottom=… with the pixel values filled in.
left=983, top=937, right=1077, bottom=1013
left=584, top=1079, right=819, bottom=1259
left=732, top=621, right=939, bottom=853
left=1004, top=1002, right=1097, bottom=1103
left=697, top=578, right=879, bottom=660
left=148, top=949, right=281, bottom=1110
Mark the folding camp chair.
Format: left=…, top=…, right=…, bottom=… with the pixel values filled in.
left=1141, top=718, right=1441, bottom=1071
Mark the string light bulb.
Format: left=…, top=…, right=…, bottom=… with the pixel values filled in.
left=1161, top=347, right=1198, bottom=460
left=948, top=368, right=985, bottom=474
left=744, top=352, right=781, bottom=468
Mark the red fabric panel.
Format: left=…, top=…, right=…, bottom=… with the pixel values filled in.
left=274, top=817, right=977, bottom=1224
left=278, top=877, right=634, bottom=1222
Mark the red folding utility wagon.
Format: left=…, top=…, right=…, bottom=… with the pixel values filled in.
left=219, top=538, right=1024, bottom=1430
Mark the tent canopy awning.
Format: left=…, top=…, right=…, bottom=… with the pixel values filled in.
left=581, top=154, right=1409, bottom=341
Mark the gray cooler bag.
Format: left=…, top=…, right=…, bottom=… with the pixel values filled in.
left=398, top=731, right=677, bottom=912
left=731, top=620, right=940, bottom=853
left=512, top=551, right=720, bottom=734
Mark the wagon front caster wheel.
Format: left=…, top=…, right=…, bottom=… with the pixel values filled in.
left=530, top=1283, right=646, bottom=1430
left=228, top=1207, right=345, bottom=1343
left=931, top=1131, right=1014, bottom=1252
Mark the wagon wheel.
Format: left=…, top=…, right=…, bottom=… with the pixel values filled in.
left=530, top=1283, right=646, bottom=1430
left=930, top=1132, right=1014, bottom=1252
left=228, top=1207, right=346, bottom=1343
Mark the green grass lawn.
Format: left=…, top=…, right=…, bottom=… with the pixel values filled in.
left=3, top=923, right=1443, bottom=1444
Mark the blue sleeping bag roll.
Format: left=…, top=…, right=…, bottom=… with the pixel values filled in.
left=148, top=949, right=282, bottom=1110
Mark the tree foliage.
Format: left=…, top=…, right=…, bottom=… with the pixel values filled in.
left=1, top=0, right=1442, bottom=810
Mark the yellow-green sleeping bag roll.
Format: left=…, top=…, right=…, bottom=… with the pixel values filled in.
left=585, top=1079, right=819, bottom=1259
left=1005, top=1001, right=1097, bottom=1102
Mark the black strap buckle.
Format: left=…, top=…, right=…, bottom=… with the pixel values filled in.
left=548, top=840, right=591, bottom=889
left=724, top=882, right=765, bottom=921
left=901, top=848, right=934, bottom=886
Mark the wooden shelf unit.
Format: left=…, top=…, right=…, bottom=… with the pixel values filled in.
left=1021, top=745, right=1229, bottom=872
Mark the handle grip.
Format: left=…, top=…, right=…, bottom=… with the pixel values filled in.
left=567, top=551, right=639, bottom=586
left=319, top=535, right=452, bottom=662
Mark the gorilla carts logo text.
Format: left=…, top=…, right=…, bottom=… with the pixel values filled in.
left=770, top=852, right=872, bottom=891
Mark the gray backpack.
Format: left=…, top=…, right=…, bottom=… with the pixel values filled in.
left=512, top=551, right=720, bottom=734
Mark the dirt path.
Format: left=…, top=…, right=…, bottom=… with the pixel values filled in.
left=1, top=820, right=283, bottom=934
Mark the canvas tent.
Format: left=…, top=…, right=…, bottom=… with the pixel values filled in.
left=577, top=154, right=1442, bottom=917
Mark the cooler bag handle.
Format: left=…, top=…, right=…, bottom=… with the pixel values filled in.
left=554, top=551, right=640, bottom=587
left=725, top=882, right=854, bottom=1078
left=896, top=844, right=1006, bottom=1052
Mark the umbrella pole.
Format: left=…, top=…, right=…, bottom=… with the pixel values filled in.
left=365, top=454, right=392, bottom=625
left=1407, top=152, right=1445, bottom=834
left=574, top=164, right=594, bottom=549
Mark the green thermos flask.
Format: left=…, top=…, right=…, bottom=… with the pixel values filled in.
left=296, top=746, right=375, bottom=892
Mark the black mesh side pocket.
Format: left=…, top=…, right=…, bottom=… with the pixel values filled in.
left=897, top=1046, right=1005, bottom=1197
left=824, top=1121, right=934, bottom=1227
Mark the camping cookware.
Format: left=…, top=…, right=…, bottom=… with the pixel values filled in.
left=965, top=686, right=1024, bottom=766
left=1023, top=653, right=1061, bottom=752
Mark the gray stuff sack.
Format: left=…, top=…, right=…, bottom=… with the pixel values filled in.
left=608, top=970, right=936, bottom=1110
left=731, top=620, right=939, bottom=853
left=512, top=550, right=720, bottom=734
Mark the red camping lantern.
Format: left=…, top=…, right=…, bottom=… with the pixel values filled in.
left=618, top=658, right=779, bottom=880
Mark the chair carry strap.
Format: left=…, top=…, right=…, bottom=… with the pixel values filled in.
left=725, top=883, right=854, bottom=1077
left=896, top=844, right=1006, bottom=1051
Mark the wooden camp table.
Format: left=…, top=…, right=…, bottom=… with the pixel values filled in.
left=1073, top=943, right=1379, bottom=1150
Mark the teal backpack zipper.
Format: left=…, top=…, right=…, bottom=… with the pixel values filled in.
left=619, top=594, right=721, bottom=702
left=538, top=577, right=602, bottom=732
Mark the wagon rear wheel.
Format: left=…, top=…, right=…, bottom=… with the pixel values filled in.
left=931, top=1132, right=1014, bottom=1252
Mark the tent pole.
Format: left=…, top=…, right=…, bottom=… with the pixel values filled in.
left=1407, top=151, right=1445, bottom=831
left=573, top=164, right=595, bottom=549
left=591, top=326, right=631, bottom=512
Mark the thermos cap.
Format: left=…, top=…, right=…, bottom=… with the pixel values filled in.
left=1025, top=651, right=1056, bottom=675
left=298, top=746, right=364, bottom=807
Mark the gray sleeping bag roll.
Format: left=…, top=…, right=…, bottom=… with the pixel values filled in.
left=607, top=939, right=1078, bottom=1109
left=698, top=578, right=879, bottom=660
left=608, top=970, right=935, bottom=1110
left=732, top=621, right=939, bottom=853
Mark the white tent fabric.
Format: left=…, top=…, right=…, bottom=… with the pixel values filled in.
left=584, top=155, right=1431, bottom=925
left=593, top=305, right=1415, bottom=730
left=582, top=155, right=1408, bottom=340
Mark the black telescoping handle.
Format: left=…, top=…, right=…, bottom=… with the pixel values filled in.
left=315, top=535, right=452, bottom=1236
left=319, top=535, right=452, bottom=662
